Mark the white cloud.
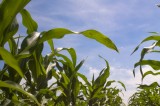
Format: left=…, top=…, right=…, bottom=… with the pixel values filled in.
left=88, top=67, right=100, bottom=79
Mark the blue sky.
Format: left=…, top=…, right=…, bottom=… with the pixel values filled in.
left=2, top=0, right=160, bottom=104
left=24, top=0, right=160, bottom=104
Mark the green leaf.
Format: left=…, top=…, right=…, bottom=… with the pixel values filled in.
left=142, top=71, right=160, bottom=80
left=19, top=32, right=40, bottom=54
left=105, top=80, right=115, bottom=87
left=2, top=18, right=19, bottom=45
left=72, top=77, right=80, bottom=103
left=93, top=56, right=110, bottom=89
left=138, top=82, right=159, bottom=89
left=134, top=60, right=160, bottom=70
left=47, top=40, right=54, bottom=52
left=60, top=72, right=70, bottom=85
left=20, top=9, right=38, bottom=34
left=0, top=47, right=23, bottom=77
left=0, top=80, right=40, bottom=106
left=65, top=48, right=77, bottom=67
left=75, top=59, right=85, bottom=72
left=131, top=36, right=160, bottom=55
left=91, top=86, right=104, bottom=99
left=39, top=28, right=74, bottom=43
left=148, top=32, right=159, bottom=34
left=55, top=47, right=77, bottom=67
left=39, top=28, right=118, bottom=52
left=80, top=30, right=119, bottom=52
left=117, top=81, right=126, bottom=91
left=77, top=73, right=92, bottom=91
left=0, top=0, right=30, bottom=44
left=8, top=37, right=17, bottom=55
left=56, top=53, right=74, bottom=71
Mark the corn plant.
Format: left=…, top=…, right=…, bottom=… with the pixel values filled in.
left=78, top=57, right=126, bottom=106
left=0, top=0, right=124, bottom=105
left=131, top=32, right=160, bottom=105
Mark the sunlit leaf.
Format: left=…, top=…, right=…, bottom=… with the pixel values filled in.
left=0, top=0, right=30, bottom=44
left=80, top=30, right=118, bottom=52
left=39, top=28, right=118, bottom=52
left=0, top=47, right=23, bottom=77
left=131, top=36, right=160, bottom=55
left=39, top=28, right=74, bottom=43
left=19, top=32, right=40, bottom=54
left=20, top=9, right=38, bottom=34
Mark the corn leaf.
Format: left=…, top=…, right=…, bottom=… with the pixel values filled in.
left=0, top=47, right=23, bottom=77
left=0, top=0, right=30, bottom=44
left=0, top=80, right=40, bottom=106
left=142, top=71, right=160, bottom=80
left=134, top=60, right=160, bottom=71
left=20, top=9, right=38, bottom=34
left=39, top=28, right=118, bottom=52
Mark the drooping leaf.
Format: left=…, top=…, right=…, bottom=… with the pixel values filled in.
left=0, top=47, right=23, bottom=77
left=117, top=81, right=126, bottom=91
left=142, top=71, right=160, bottom=80
left=131, top=36, right=160, bottom=55
left=39, top=28, right=118, bottom=52
left=134, top=60, right=160, bottom=70
left=20, top=9, right=38, bottom=34
left=0, top=80, right=40, bottom=106
left=80, top=30, right=119, bottom=52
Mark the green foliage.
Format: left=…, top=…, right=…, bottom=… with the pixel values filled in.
left=131, top=32, right=160, bottom=105
left=0, top=0, right=125, bottom=106
left=78, top=58, right=126, bottom=106
left=128, top=83, right=160, bottom=106
left=132, top=33, right=160, bottom=79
